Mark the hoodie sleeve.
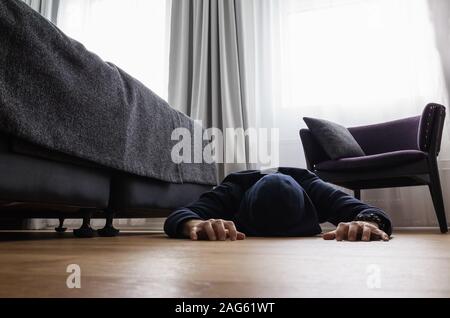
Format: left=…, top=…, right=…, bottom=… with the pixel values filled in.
left=279, top=168, right=392, bottom=236
left=164, top=181, right=244, bottom=238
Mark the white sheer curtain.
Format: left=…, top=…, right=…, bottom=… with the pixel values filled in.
left=57, top=0, right=170, bottom=100
left=270, top=0, right=450, bottom=227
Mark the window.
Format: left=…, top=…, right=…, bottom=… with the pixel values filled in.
left=57, top=0, right=170, bottom=100
left=278, top=0, right=446, bottom=124
left=273, top=0, right=447, bottom=167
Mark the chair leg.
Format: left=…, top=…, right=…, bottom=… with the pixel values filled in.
left=428, top=164, right=448, bottom=233
left=354, top=189, right=361, bottom=200
left=73, top=209, right=96, bottom=238
left=97, top=209, right=120, bottom=237
left=54, top=217, right=67, bottom=233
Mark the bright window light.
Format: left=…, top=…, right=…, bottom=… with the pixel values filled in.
left=57, top=0, right=169, bottom=100
left=281, top=0, right=443, bottom=116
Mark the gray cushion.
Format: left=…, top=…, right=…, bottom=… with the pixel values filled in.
left=303, top=117, right=365, bottom=160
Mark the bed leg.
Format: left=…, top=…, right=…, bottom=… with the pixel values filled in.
left=73, top=209, right=96, bottom=238
left=98, top=209, right=120, bottom=237
left=55, top=217, right=67, bottom=233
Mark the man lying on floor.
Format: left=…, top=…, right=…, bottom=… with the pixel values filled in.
left=164, top=167, right=392, bottom=242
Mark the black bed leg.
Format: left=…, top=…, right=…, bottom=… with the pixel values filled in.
left=55, top=218, right=67, bottom=233
left=354, top=189, right=361, bottom=200
left=73, top=209, right=96, bottom=238
left=98, top=210, right=120, bottom=237
left=428, top=162, right=448, bottom=233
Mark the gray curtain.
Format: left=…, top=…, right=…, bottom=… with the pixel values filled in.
left=168, top=0, right=253, bottom=180
left=21, top=0, right=60, bottom=23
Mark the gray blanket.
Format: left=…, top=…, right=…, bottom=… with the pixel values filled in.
left=0, top=0, right=217, bottom=185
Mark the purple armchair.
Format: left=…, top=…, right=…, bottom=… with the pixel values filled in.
left=300, top=103, right=448, bottom=233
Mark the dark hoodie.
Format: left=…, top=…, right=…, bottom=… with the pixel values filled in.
left=164, top=167, right=392, bottom=238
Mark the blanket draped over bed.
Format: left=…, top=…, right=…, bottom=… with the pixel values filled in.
left=0, top=0, right=217, bottom=185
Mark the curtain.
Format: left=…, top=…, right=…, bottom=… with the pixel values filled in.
left=168, top=0, right=248, bottom=180
left=271, top=0, right=450, bottom=227
left=428, top=0, right=450, bottom=101
left=56, top=0, right=170, bottom=99
left=168, top=0, right=281, bottom=179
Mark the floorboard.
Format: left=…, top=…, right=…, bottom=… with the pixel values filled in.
left=0, top=229, right=448, bottom=297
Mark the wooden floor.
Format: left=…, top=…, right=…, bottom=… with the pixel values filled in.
left=0, top=229, right=448, bottom=298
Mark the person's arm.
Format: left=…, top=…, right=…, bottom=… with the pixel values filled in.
left=279, top=168, right=392, bottom=240
left=164, top=181, right=246, bottom=240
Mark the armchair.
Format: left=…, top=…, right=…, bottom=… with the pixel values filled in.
left=300, top=103, right=448, bottom=233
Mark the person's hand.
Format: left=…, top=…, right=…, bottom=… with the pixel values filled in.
left=322, top=221, right=389, bottom=241
left=182, top=219, right=246, bottom=241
